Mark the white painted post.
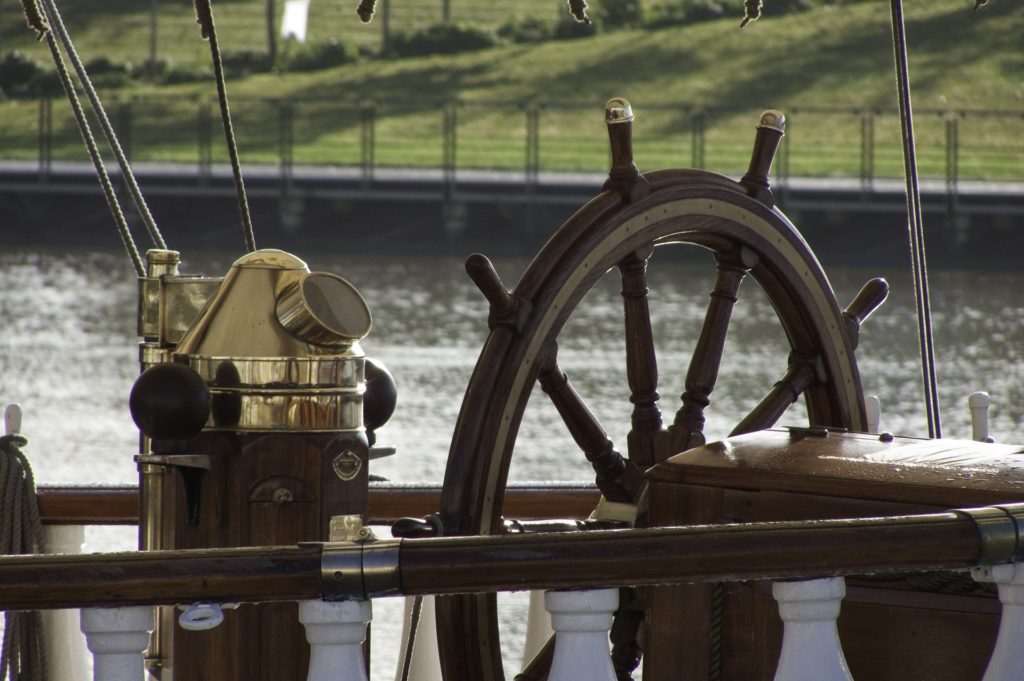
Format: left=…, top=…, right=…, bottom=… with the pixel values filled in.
left=299, top=599, right=372, bottom=681
left=969, top=391, right=994, bottom=442
left=80, top=606, right=155, bottom=681
left=521, top=590, right=554, bottom=668
left=975, top=562, right=1024, bottom=681
left=772, top=577, right=854, bottom=681
left=864, top=395, right=880, bottom=435
left=4, top=403, right=22, bottom=435
left=393, top=596, right=441, bottom=681
left=43, top=525, right=90, bottom=681
left=545, top=589, right=617, bottom=681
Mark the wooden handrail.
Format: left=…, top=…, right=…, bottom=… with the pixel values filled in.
left=35, top=481, right=601, bottom=525
left=0, top=508, right=1002, bottom=611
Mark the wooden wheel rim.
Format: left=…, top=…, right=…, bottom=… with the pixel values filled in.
left=437, top=171, right=866, bottom=681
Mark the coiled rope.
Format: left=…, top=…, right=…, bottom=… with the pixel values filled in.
left=194, top=0, right=258, bottom=253
left=20, top=0, right=145, bottom=276
left=0, top=433, right=48, bottom=681
left=889, top=0, right=941, bottom=438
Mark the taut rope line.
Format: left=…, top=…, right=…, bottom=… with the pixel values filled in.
left=20, top=0, right=145, bottom=276
left=40, top=0, right=168, bottom=251
left=888, top=0, right=941, bottom=438
left=194, top=0, right=258, bottom=253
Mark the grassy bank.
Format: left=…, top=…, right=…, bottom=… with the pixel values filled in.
left=0, top=0, right=1021, bottom=179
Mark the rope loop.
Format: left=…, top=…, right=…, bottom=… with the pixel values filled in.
left=19, top=0, right=49, bottom=40
left=356, top=0, right=377, bottom=23
left=740, top=0, right=763, bottom=27
left=567, top=0, right=590, bottom=23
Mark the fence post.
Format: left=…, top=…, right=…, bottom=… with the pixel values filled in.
left=37, top=97, right=52, bottom=180
left=442, top=0, right=450, bottom=22
left=380, top=0, right=391, bottom=54
left=197, top=100, right=212, bottom=184
left=691, top=110, right=705, bottom=169
left=118, top=100, right=133, bottom=165
left=443, top=101, right=457, bottom=199
left=860, top=111, right=875, bottom=194
left=946, top=112, right=959, bottom=224
left=361, top=103, right=376, bottom=187
left=278, top=100, right=294, bottom=193
left=525, top=102, right=540, bottom=186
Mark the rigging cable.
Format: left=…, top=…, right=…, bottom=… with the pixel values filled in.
left=20, top=0, right=145, bottom=276
left=194, top=0, right=258, bottom=253
left=888, top=0, right=941, bottom=438
left=40, top=0, right=168, bottom=250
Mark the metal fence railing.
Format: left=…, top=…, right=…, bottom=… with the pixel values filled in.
left=2, top=94, right=1022, bottom=187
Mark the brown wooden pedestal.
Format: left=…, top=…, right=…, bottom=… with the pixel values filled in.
left=146, top=430, right=368, bottom=680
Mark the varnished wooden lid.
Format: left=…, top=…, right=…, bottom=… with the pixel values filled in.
left=647, top=429, right=1024, bottom=506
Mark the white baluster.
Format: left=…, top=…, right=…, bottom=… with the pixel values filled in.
left=546, top=589, right=617, bottom=681
left=43, top=525, right=89, bottom=681
left=299, top=599, right=372, bottom=681
left=976, top=562, right=1024, bottom=681
left=80, top=606, right=154, bottom=681
left=864, top=395, right=880, bottom=435
left=969, top=391, right=994, bottom=442
left=394, top=595, right=441, bottom=681
left=772, top=577, right=853, bottom=681
left=521, top=590, right=554, bottom=668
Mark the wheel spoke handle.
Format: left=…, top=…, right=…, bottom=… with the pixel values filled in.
left=842, top=277, right=889, bottom=350
left=538, top=351, right=644, bottom=503
left=730, top=353, right=826, bottom=437
left=465, top=253, right=531, bottom=332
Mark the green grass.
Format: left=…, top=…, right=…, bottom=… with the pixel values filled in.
left=1, top=0, right=1022, bottom=180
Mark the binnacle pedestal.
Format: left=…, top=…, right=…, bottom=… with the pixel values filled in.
left=132, top=249, right=393, bottom=681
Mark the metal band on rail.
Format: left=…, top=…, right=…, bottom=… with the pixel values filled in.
left=320, top=538, right=402, bottom=601
left=954, top=502, right=1024, bottom=564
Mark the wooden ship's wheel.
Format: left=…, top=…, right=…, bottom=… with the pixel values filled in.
left=431, top=102, right=888, bottom=681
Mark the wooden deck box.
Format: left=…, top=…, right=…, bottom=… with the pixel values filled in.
left=643, top=427, right=1024, bottom=681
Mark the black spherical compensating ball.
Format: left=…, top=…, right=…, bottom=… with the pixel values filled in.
left=363, top=357, right=397, bottom=433
left=129, top=362, right=211, bottom=441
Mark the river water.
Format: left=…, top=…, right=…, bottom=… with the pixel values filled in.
left=2, top=244, right=1024, bottom=677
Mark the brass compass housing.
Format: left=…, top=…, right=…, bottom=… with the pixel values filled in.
left=173, top=249, right=371, bottom=432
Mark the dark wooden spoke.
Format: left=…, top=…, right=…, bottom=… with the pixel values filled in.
left=664, top=247, right=758, bottom=454
left=514, top=635, right=554, bottom=681
left=619, top=247, right=662, bottom=468
left=538, top=346, right=644, bottom=503
left=730, top=354, right=826, bottom=437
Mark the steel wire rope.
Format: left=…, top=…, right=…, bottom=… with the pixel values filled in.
left=19, top=0, right=145, bottom=276
left=39, top=0, right=168, bottom=251
left=194, top=0, right=257, bottom=253
left=889, top=0, right=941, bottom=438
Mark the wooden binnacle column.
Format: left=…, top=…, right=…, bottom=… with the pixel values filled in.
left=131, top=249, right=395, bottom=681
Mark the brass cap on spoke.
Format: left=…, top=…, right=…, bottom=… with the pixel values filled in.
left=757, top=109, right=786, bottom=133
left=605, top=97, right=634, bottom=124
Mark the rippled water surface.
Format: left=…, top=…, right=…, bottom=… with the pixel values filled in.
left=2, top=246, right=1024, bottom=677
